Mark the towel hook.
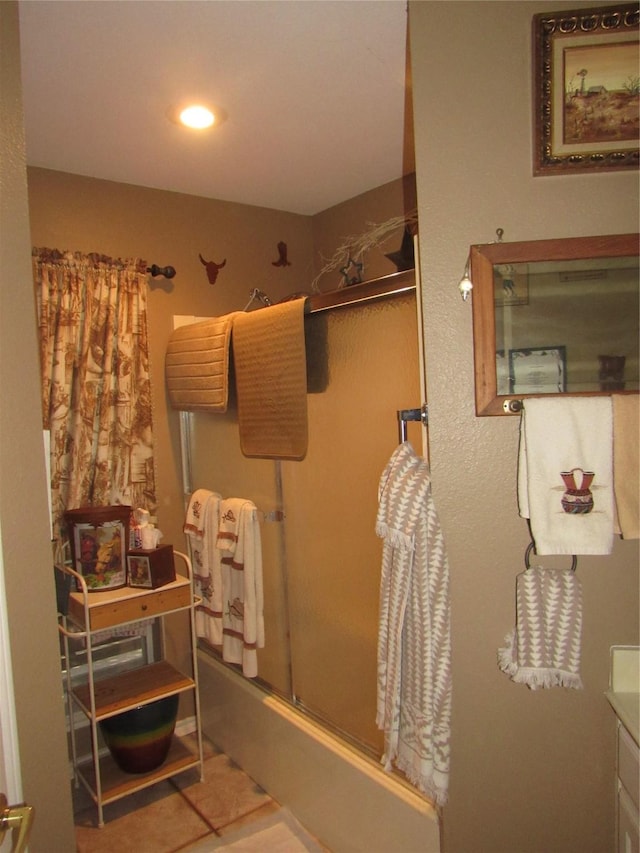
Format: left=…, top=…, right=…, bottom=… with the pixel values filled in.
left=525, top=542, right=577, bottom=572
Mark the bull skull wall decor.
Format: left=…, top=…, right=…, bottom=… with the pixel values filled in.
left=199, top=253, right=227, bottom=285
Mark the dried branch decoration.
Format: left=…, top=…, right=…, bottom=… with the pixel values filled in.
left=310, top=210, right=418, bottom=293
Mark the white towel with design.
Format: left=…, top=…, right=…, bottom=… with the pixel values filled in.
left=184, top=489, right=224, bottom=645
left=518, top=397, right=614, bottom=554
left=217, top=498, right=265, bottom=678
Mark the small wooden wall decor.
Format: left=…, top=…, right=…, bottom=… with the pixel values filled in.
left=199, top=253, right=227, bottom=284
left=272, top=241, right=291, bottom=267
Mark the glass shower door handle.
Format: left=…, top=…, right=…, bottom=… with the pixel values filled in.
left=0, top=794, right=34, bottom=853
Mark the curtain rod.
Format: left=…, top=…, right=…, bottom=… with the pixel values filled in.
left=147, top=264, right=176, bottom=279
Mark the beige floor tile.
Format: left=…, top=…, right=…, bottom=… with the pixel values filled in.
left=172, top=753, right=273, bottom=830
left=75, top=780, right=212, bottom=853
left=216, top=799, right=283, bottom=837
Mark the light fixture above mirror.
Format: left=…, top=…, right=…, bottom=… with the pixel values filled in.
left=470, top=233, right=639, bottom=416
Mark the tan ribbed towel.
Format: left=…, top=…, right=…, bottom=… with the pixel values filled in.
left=232, top=299, right=308, bottom=460
left=165, top=314, right=239, bottom=412
left=613, top=395, right=639, bottom=539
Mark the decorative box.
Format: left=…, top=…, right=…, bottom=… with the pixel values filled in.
left=127, top=544, right=176, bottom=589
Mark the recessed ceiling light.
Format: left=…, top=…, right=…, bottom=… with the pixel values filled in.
left=167, top=102, right=226, bottom=130
left=179, top=104, right=215, bottom=129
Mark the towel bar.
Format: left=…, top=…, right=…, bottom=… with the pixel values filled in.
left=397, top=405, right=428, bottom=443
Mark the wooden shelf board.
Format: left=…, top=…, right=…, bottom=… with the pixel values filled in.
left=72, top=661, right=194, bottom=719
left=77, top=736, right=201, bottom=804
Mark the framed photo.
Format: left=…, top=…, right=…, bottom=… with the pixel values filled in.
left=532, top=4, right=639, bottom=175
left=128, top=554, right=152, bottom=588
left=508, top=346, right=567, bottom=394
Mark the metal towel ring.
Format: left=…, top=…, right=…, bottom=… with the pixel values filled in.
left=525, top=542, right=577, bottom=572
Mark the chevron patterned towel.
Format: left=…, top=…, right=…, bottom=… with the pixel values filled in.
left=376, top=442, right=452, bottom=806
left=498, top=566, right=583, bottom=690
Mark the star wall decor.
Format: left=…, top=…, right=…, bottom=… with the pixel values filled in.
left=384, top=226, right=415, bottom=272
left=339, top=257, right=364, bottom=286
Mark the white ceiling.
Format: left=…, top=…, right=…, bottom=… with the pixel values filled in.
left=18, top=0, right=411, bottom=216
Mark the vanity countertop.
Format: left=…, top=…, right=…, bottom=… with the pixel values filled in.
left=605, top=646, right=640, bottom=746
left=606, top=690, right=639, bottom=746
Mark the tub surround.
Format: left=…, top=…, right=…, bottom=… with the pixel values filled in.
left=198, top=652, right=440, bottom=853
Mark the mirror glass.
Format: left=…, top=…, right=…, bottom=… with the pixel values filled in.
left=471, top=234, right=639, bottom=415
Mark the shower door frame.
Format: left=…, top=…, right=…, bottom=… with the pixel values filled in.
left=175, top=257, right=429, bottom=755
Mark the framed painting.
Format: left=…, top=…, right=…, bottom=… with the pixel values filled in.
left=532, top=4, right=639, bottom=175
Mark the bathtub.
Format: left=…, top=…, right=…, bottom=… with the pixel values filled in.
left=196, top=652, right=441, bottom=852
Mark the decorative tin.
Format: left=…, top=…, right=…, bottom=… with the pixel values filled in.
left=64, top=505, right=131, bottom=591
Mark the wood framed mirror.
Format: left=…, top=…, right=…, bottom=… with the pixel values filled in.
left=470, top=233, right=639, bottom=415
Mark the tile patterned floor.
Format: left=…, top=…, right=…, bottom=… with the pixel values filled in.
left=73, top=736, right=324, bottom=853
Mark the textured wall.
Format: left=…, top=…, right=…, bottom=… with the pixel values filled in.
left=0, top=4, right=75, bottom=849
left=410, top=3, right=639, bottom=852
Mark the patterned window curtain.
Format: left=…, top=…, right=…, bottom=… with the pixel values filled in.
left=33, top=248, right=157, bottom=539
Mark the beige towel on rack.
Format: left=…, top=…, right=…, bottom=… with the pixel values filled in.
left=165, top=314, right=239, bottom=412
left=232, top=299, right=308, bottom=459
left=498, top=565, right=583, bottom=690
left=518, top=397, right=614, bottom=555
left=613, top=395, right=639, bottom=539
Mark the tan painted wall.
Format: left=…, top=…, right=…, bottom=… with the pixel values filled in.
left=27, top=168, right=316, bottom=555
left=0, top=4, right=76, bottom=849
left=410, top=3, right=639, bottom=852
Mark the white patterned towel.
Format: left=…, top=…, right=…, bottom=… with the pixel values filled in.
left=498, top=566, right=583, bottom=690
left=376, top=442, right=452, bottom=806
left=184, top=490, right=224, bottom=646
left=217, top=498, right=265, bottom=678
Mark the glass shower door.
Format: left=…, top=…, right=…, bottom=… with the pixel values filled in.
left=282, top=292, right=422, bottom=754
left=185, top=286, right=424, bottom=755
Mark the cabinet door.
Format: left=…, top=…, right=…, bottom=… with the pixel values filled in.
left=618, top=785, right=640, bottom=853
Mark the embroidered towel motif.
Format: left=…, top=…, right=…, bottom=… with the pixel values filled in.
left=376, top=441, right=452, bottom=806
left=498, top=566, right=583, bottom=690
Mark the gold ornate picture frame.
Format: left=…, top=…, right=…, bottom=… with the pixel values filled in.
left=532, top=3, right=639, bottom=175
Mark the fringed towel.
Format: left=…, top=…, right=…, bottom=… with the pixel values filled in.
left=217, top=498, right=265, bottom=678
left=498, top=566, right=583, bottom=690
left=232, top=299, right=308, bottom=460
left=613, top=395, right=639, bottom=539
left=518, top=397, right=614, bottom=555
left=166, top=314, right=239, bottom=412
left=376, top=442, right=452, bottom=806
left=184, top=489, right=224, bottom=645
